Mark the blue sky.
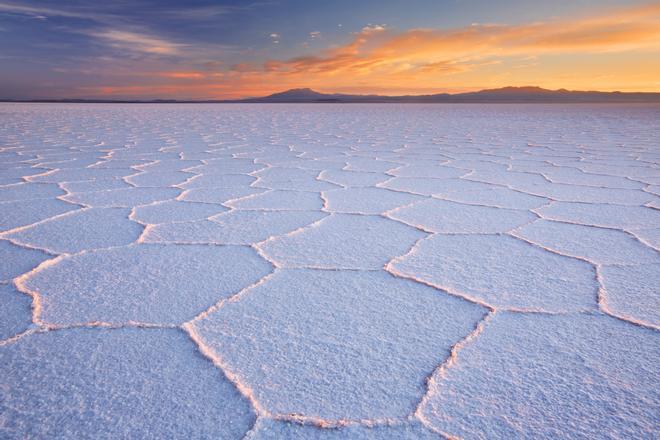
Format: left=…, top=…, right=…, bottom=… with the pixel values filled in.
left=1, top=0, right=658, bottom=98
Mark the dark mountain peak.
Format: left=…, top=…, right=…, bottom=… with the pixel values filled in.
left=287, top=87, right=319, bottom=94
left=262, top=88, right=327, bottom=99
left=471, top=86, right=554, bottom=94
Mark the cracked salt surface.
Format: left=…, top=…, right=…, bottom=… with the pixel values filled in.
left=18, top=244, right=272, bottom=326
left=132, top=200, right=228, bottom=223
left=227, top=189, right=324, bottom=211
left=388, top=234, right=598, bottom=312
left=0, top=239, right=50, bottom=282
left=0, top=198, right=79, bottom=231
left=247, top=419, right=439, bottom=439
left=0, top=284, right=32, bottom=339
left=1, top=103, right=658, bottom=438
left=323, top=186, right=425, bottom=214
left=190, top=269, right=486, bottom=420
left=144, top=210, right=326, bottom=245
left=389, top=198, right=536, bottom=233
left=259, top=214, right=425, bottom=269
left=1, top=328, right=255, bottom=438
left=419, top=312, right=659, bottom=439
left=4, top=207, right=142, bottom=253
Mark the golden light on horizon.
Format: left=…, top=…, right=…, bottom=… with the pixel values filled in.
left=3, top=1, right=659, bottom=99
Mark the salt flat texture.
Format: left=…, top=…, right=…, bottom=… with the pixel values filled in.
left=1, top=103, right=658, bottom=438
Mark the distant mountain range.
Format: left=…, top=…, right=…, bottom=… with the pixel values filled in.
left=3, top=86, right=660, bottom=103
left=235, top=87, right=660, bottom=103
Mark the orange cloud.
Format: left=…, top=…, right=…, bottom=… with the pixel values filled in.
left=159, top=71, right=206, bottom=79
left=261, top=3, right=660, bottom=79
left=82, top=3, right=660, bottom=98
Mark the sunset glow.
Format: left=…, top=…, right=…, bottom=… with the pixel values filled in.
left=1, top=1, right=659, bottom=99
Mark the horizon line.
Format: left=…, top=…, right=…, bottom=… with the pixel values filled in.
left=3, top=85, right=660, bottom=103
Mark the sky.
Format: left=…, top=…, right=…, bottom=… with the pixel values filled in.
left=1, top=0, right=659, bottom=99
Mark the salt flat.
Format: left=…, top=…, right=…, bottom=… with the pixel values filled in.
left=0, top=103, right=658, bottom=439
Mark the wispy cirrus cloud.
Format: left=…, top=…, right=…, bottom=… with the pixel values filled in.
left=89, top=29, right=185, bottom=55
left=157, top=2, right=274, bottom=21
left=158, top=5, right=233, bottom=20
left=257, top=3, right=660, bottom=78
left=0, top=1, right=115, bottom=22
left=0, top=1, right=188, bottom=57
